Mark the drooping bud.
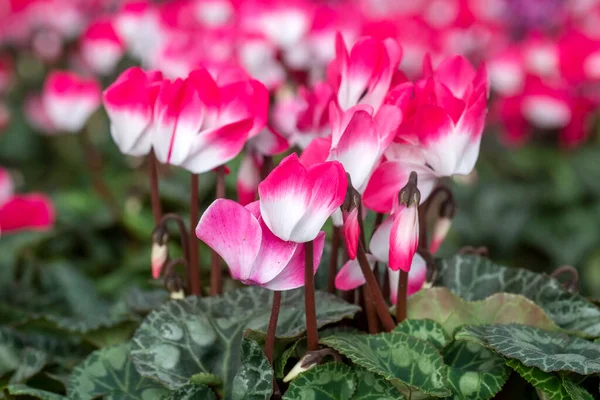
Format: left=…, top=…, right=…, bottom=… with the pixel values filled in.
left=389, top=171, right=420, bottom=272
left=283, top=348, right=342, bottom=382
left=341, top=172, right=361, bottom=260
left=151, top=227, right=169, bottom=279
left=283, top=354, right=317, bottom=383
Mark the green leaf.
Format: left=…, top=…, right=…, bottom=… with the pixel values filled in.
left=407, top=287, right=561, bottom=335
left=436, top=255, right=600, bottom=336
left=455, top=324, right=600, bottom=374
left=505, top=359, right=570, bottom=400
left=393, top=319, right=450, bottom=349
left=3, top=384, right=66, bottom=399
left=443, top=341, right=510, bottom=400
left=9, top=347, right=48, bottom=384
left=561, top=379, right=595, bottom=400
left=320, top=331, right=451, bottom=397
left=68, top=342, right=169, bottom=400
left=130, top=287, right=359, bottom=395
left=275, top=339, right=301, bottom=379
left=232, top=338, right=273, bottom=400
left=163, top=384, right=217, bottom=400
left=351, top=367, right=404, bottom=400
left=189, top=372, right=223, bottom=388
left=283, top=363, right=357, bottom=400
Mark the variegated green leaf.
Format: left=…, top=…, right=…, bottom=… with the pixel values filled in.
left=232, top=338, right=273, bottom=400
left=455, top=324, right=600, bottom=374
left=283, top=363, right=356, bottom=400
left=443, top=341, right=510, bottom=400
left=3, top=384, right=66, bottom=399
left=320, top=331, right=451, bottom=397
left=351, top=367, right=404, bottom=399
left=505, top=359, right=570, bottom=400
left=435, top=255, right=600, bottom=336
left=130, top=287, right=359, bottom=396
left=163, top=384, right=216, bottom=400
left=394, top=319, right=450, bottom=349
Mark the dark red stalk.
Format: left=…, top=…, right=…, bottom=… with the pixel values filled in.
left=265, top=291, right=281, bottom=364
left=210, top=166, right=226, bottom=296
left=148, top=151, right=162, bottom=225
left=189, top=174, right=202, bottom=296
left=396, top=270, right=408, bottom=323
left=356, top=242, right=395, bottom=332
left=260, top=155, right=273, bottom=180
left=363, top=286, right=379, bottom=333
left=327, top=227, right=341, bottom=294
left=305, top=240, right=319, bottom=351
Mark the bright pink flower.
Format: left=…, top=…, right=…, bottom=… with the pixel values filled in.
left=24, top=94, right=56, bottom=135
left=328, top=103, right=401, bottom=192
left=0, top=168, right=54, bottom=235
left=153, top=68, right=268, bottom=173
left=258, top=153, right=347, bottom=243
left=80, top=19, right=125, bottom=75
left=328, top=34, right=401, bottom=112
left=299, top=136, right=331, bottom=168
left=388, top=202, right=419, bottom=272
left=334, top=253, right=426, bottom=303
left=103, top=67, right=163, bottom=156
left=42, top=71, right=101, bottom=133
left=197, top=199, right=325, bottom=290
left=292, top=82, right=335, bottom=148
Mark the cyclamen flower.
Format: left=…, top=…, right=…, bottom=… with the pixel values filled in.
left=153, top=68, right=268, bottom=173
left=328, top=34, right=402, bottom=113
left=335, top=254, right=426, bottom=304
left=103, top=67, right=163, bottom=157
left=42, top=71, right=101, bottom=133
left=80, top=19, right=125, bottom=76
left=259, top=153, right=347, bottom=243
left=0, top=168, right=55, bottom=235
left=197, top=199, right=325, bottom=290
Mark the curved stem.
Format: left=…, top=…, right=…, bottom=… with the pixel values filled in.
left=363, top=286, right=379, bottom=333
left=210, top=166, right=226, bottom=296
left=356, top=242, right=395, bottom=332
left=396, top=270, right=408, bottom=323
left=260, top=155, right=273, bottom=180
left=159, top=213, right=193, bottom=293
left=189, top=174, right=202, bottom=296
left=327, top=227, right=341, bottom=294
left=148, top=151, right=162, bottom=225
left=265, top=291, right=282, bottom=364
left=305, top=240, right=319, bottom=350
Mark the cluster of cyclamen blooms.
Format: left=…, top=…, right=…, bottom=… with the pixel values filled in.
left=2, top=0, right=599, bottom=149
left=97, top=30, right=488, bottom=309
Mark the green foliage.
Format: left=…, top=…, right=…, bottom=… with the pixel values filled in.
left=231, top=338, right=273, bottom=400
left=130, top=287, right=359, bottom=395
left=67, top=342, right=169, bottom=400
left=455, top=324, right=600, bottom=374
left=407, top=287, right=561, bottom=335
left=393, top=319, right=450, bottom=349
left=283, top=363, right=357, bottom=400
left=436, top=255, right=600, bottom=336
left=320, top=331, right=451, bottom=397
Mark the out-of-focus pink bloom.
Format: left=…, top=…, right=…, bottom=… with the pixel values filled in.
left=197, top=199, right=325, bottom=290
left=328, top=103, right=402, bottom=192
left=80, top=19, right=125, bottom=75
left=0, top=167, right=54, bottom=235
left=238, top=34, right=286, bottom=89
left=193, top=0, right=234, bottom=27
left=42, top=70, right=102, bottom=133
left=328, top=34, right=402, bottom=112
left=430, top=217, right=452, bottom=254
left=258, top=153, right=347, bottom=243
left=103, top=67, right=163, bottom=156
left=292, top=82, right=334, bottom=148
left=24, top=94, right=56, bottom=134
left=334, top=252, right=426, bottom=303
left=152, top=68, right=268, bottom=173
left=342, top=207, right=359, bottom=260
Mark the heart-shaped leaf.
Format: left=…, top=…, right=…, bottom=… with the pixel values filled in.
left=351, top=367, right=405, bottom=399
left=407, top=287, right=561, bottom=335
left=455, top=324, right=600, bottom=375
left=443, top=341, right=510, bottom=400
left=435, top=255, right=600, bottom=337
left=232, top=338, right=273, bottom=400
left=3, top=384, right=66, bottom=400
left=505, top=359, right=570, bottom=400
left=130, top=287, right=359, bottom=396
left=163, top=384, right=217, bottom=400
left=68, top=342, right=169, bottom=400
left=393, top=319, right=449, bottom=349
left=283, top=362, right=357, bottom=399
left=320, top=331, right=451, bottom=397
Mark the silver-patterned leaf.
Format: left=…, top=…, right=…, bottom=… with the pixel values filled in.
left=232, top=338, right=273, bottom=400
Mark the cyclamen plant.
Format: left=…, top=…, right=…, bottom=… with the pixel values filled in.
left=2, top=1, right=600, bottom=400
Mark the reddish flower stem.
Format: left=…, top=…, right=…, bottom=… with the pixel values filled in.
left=189, top=174, right=202, bottom=296
left=363, top=286, right=379, bottom=333
left=210, top=166, right=226, bottom=296
left=356, top=242, right=395, bottom=332
left=327, top=227, right=341, bottom=294
left=265, top=290, right=281, bottom=364
left=396, top=270, right=408, bottom=323
left=305, top=240, right=319, bottom=351
left=260, top=155, right=273, bottom=180
left=148, top=151, right=162, bottom=225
